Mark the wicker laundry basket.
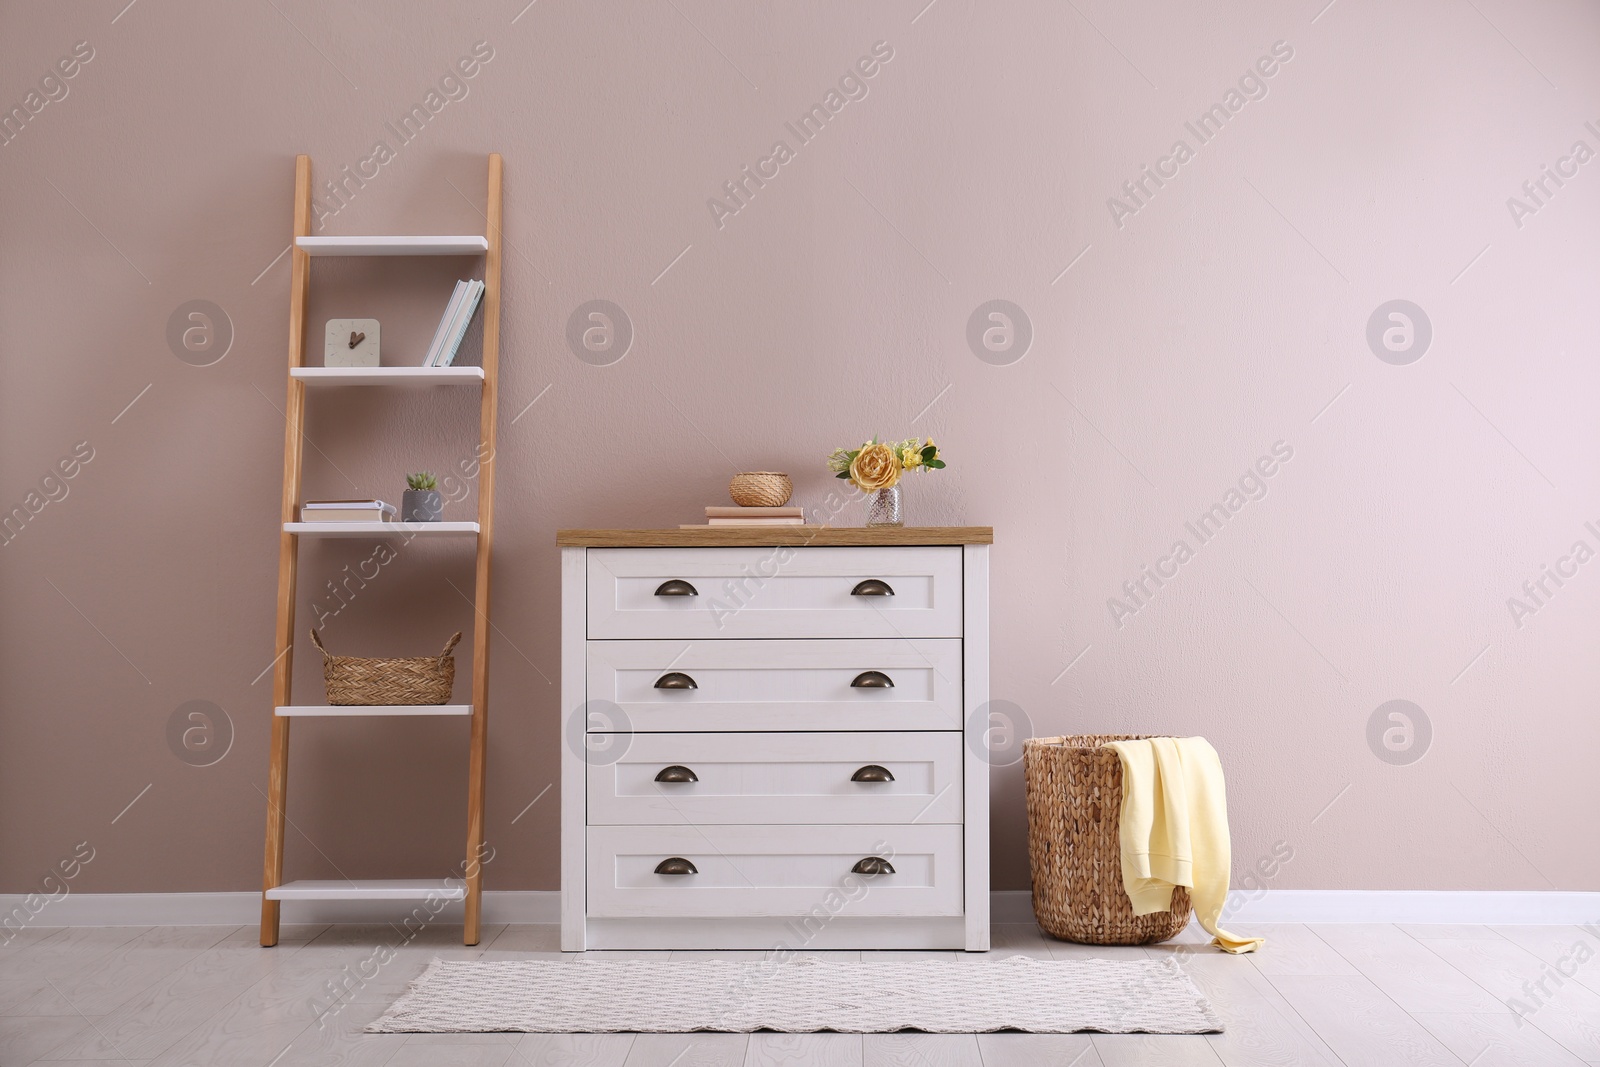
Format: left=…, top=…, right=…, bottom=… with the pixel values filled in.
left=1024, top=734, right=1193, bottom=945
left=309, top=629, right=461, bottom=706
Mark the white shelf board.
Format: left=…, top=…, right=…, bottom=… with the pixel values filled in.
left=265, top=879, right=467, bottom=902
left=276, top=704, right=471, bottom=717
left=296, top=235, right=488, bottom=256
left=285, top=521, right=479, bottom=538
left=292, top=366, right=483, bottom=387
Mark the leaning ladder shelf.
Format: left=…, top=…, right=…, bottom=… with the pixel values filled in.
left=260, top=153, right=504, bottom=947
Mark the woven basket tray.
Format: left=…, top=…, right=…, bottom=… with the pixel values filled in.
left=1024, top=734, right=1193, bottom=945
left=309, top=629, right=461, bottom=706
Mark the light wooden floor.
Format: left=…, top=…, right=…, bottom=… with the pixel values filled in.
left=2, top=920, right=1597, bottom=1065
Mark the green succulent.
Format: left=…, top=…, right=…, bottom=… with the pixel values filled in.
left=406, top=471, right=438, bottom=491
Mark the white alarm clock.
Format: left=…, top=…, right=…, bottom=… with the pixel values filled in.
left=325, top=319, right=379, bottom=367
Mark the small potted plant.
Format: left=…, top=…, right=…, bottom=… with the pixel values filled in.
left=402, top=471, right=443, bottom=522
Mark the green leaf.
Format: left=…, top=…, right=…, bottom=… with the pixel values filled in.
left=921, top=445, right=936, bottom=461
left=926, top=459, right=945, bottom=468
left=836, top=471, right=851, bottom=479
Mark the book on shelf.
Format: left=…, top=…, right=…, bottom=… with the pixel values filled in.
left=704, top=505, right=804, bottom=518
left=423, top=279, right=485, bottom=368
left=436, top=279, right=484, bottom=367
left=302, top=510, right=394, bottom=522
left=300, top=500, right=396, bottom=522
left=420, top=282, right=467, bottom=367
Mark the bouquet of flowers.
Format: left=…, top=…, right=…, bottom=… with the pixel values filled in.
left=827, top=437, right=946, bottom=491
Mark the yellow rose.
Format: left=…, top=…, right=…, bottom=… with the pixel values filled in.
left=850, top=442, right=902, bottom=491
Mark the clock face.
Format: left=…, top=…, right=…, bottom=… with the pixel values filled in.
left=325, top=318, right=380, bottom=367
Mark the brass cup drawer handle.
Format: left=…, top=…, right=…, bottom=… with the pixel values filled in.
left=654, top=672, right=698, bottom=690
left=850, top=764, right=895, bottom=783
left=851, top=579, right=895, bottom=597
left=654, top=857, right=698, bottom=875
left=850, top=671, right=894, bottom=689
left=851, top=857, right=895, bottom=875
left=654, top=579, right=698, bottom=597
left=654, top=765, right=699, bottom=783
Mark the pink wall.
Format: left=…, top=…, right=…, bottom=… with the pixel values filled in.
left=4, top=0, right=1598, bottom=899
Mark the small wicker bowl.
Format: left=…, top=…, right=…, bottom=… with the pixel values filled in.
left=729, top=472, right=793, bottom=508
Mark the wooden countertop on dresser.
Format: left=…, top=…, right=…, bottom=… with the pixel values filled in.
left=556, top=526, right=994, bottom=547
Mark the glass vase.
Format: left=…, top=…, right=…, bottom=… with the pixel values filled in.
left=865, top=484, right=903, bottom=527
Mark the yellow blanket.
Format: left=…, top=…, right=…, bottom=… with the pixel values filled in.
left=1104, top=737, right=1263, bottom=954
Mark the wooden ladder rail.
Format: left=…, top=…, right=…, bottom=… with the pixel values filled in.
left=463, top=153, right=503, bottom=945
left=261, top=155, right=313, bottom=947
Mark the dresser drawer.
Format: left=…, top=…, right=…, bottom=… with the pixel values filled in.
left=587, top=824, right=963, bottom=918
left=587, top=731, right=963, bottom=826
left=586, top=546, right=963, bottom=639
left=585, top=639, right=963, bottom=732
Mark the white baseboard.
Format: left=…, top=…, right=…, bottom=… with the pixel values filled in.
left=1224, top=890, right=1600, bottom=925
left=992, top=889, right=1600, bottom=926
left=986, top=892, right=1037, bottom=924
left=0, top=891, right=558, bottom=930
left=6, top=890, right=1597, bottom=930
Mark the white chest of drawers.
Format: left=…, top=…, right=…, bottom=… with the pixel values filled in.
left=559, top=527, right=992, bottom=951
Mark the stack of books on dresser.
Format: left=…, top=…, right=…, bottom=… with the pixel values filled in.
left=681, top=506, right=824, bottom=529
left=300, top=499, right=396, bottom=523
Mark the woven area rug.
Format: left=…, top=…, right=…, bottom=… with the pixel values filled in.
left=368, top=956, right=1222, bottom=1034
